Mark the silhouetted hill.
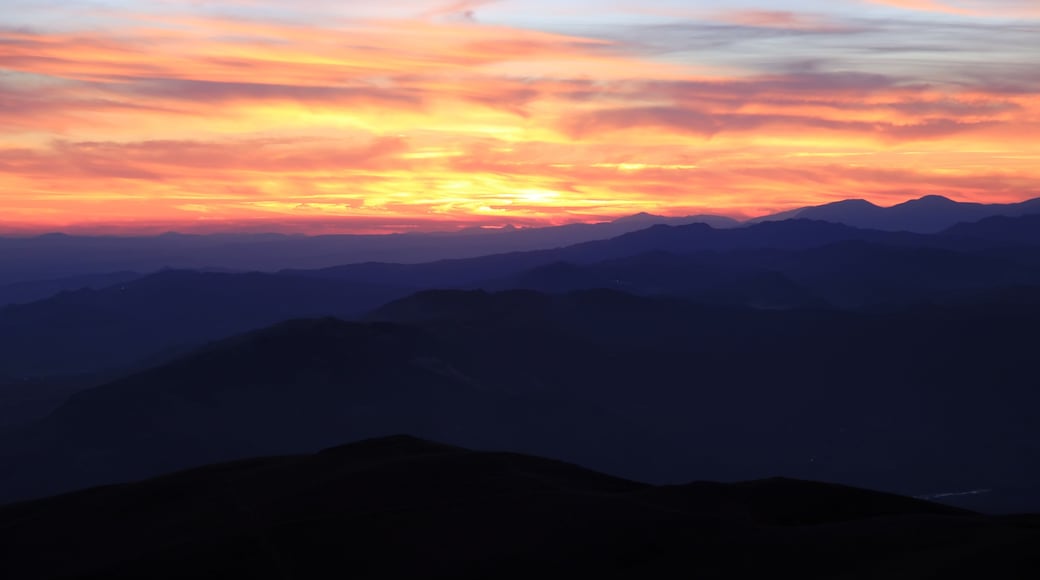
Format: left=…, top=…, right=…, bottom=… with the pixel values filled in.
left=942, top=214, right=1040, bottom=245
left=2, top=436, right=1036, bottom=580
left=0, top=213, right=736, bottom=286
left=0, top=271, right=142, bottom=307
left=604, top=211, right=738, bottom=229
left=0, top=373, right=114, bottom=430
left=294, top=219, right=929, bottom=288
left=6, top=219, right=928, bottom=378
left=6, top=289, right=1038, bottom=509
left=458, top=239, right=1040, bottom=309
left=0, top=270, right=411, bottom=377
left=765, top=241, right=1040, bottom=308
left=754, top=195, right=1040, bottom=233
left=0, top=316, right=638, bottom=502
left=5, top=217, right=1040, bottom=386
left=370, top=289, right=1040, bottom=510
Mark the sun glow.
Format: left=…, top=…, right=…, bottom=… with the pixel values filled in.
left=0, top=1, right=1037, bottom=233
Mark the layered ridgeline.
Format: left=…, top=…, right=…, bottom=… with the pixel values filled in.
left=2, top=436, right=1036, bottom=580
left=0, top=212, right=739, bottom=288
left=2, top=290, right=1038, bottom=513
left=3, top=213, right=1040, bottom=380
left=750, top=195, right=1040, bottom=233
left=2, top=195, right=1035, bottom=291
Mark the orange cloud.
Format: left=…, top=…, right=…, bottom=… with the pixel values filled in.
left=0, top=6, right=1038, bottom=234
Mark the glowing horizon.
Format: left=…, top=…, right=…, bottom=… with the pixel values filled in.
left=2, top=0, right=1038, bottom=234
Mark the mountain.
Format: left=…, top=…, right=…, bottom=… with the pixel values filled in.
left=0, top=270, right=411, bottom=377
left=0, top=271, right=142, bottom=307
left=751, top=241, right=1040, bottom=308
left=753, top=195, right=1040, bottom=233
left=0, top=315, right=639, bottom=502
left=606, top=211, right=738, bottom=229
left=478, top=242, right=1040, bottom=309
left=4, top=197, right=1036, bottom=287
left=293, top=219, right=930, bottom=288
left=943, top=214, right=1040, bottom=246
left=0, top=373, right=113, bottom=430
left=481, top=252, right=827, bottom=309
left=5, top=436, right=1035, bottom=580
left=370, top=289, right=1040, bottom=511
left=0, top=213, right=737, bottom=286
left=5, top=291, right=1040, bottom=512
left=5, top=217, right=1040, bottom=381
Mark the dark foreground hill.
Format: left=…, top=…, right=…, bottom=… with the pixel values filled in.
left=0, top=436, right=1036, bottom=580
left=3, top=291, right=1040, bottom=513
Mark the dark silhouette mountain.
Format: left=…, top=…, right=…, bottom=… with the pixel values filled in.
left=1, top=436, right=1036, bottom=580
left=942, top=214, right=1040, bottom=246
left=753, top=195, right=1040, bottom=233
left=6, top=221, right=871, bottom=378
left=477, top=241, right=1040, bottom=309
left=0, top=271, right=142, bottom=307
left=370, top=289, right=1040, bottom=511
left=5, top=291, right=1040, bottom=512
left=482, top=252, right=827, bottom=309
left=5, top=217, right=1040, bottom=382
left=0, top=270, right=412, bottom=377
left=606, top=211, right=738, bottom=229
left=0, top=316, right=641, bottom=502
left=751, top=241, right=1040, bottom=308
left=293, top=219, right=930, bottom=287
left=3, top=197, right=1034, bottom=287
left=0, top=373, right=115, bottom=431
left=0, top=213, right=736, bottom=287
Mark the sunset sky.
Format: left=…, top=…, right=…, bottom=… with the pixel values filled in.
left=1, top=0, right=1038, bottom=234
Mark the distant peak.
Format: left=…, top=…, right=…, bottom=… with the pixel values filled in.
left=613, top=212, right=664, bottom=223
left=827, top=198, right=878, bottom=208
left=906, top=195, right=955, bottom=205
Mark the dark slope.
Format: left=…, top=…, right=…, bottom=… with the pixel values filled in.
left=753, top=195, right=1040, bottom=233
left=0, top=213, right=736, bottom=286
left=1, top=436, right=1036, bottom=580
left=292, top=217, right=1040, bottom=305
left=5, top=289, right=1039, bottom=510
left=370, top=289, right=1040, bottom=510
left=943, top=214, right=1040, bottom=246
left=479, top=241, right=1040, bottom=309
left=0, top=316, right=638, bottom=502
left=6, top=217, right=1039, bottom=385
left=0, top=270, right=411, bottom=377
left=279, top=220, right=764, bottom=289
left=291, top=218, right=929, bottom=287
left=0, top=271, right=142, bottom=307
left=0, top=373, right=115, bottom=430
left=762, top=241, right=1040, bottom=308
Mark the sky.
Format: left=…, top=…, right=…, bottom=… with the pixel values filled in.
left=1, top=0, right=1038, bottom=234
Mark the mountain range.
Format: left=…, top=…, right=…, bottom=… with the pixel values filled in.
left=0, top=212, right=738, bottom=289
left=2, top=199, right=1040, bottom=521
left=752, top=194, right=1040, bottom=233
left=3, top=289, right=1039, bottom=513
left=3, top=214, right=1040, bottom=381
left=3, top=436, right=1036, bottom=580
left=3, top=195, right=1038, bottom=294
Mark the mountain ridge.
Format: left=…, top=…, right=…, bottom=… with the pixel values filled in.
left=2, top=435, right=1035, bottom=580
left=752, top=195, right=1040, bottom=233
left=5, top=290, right=1040, bottom=512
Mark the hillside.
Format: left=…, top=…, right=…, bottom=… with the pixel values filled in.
left=3, top=436, right=1036, bottom=580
